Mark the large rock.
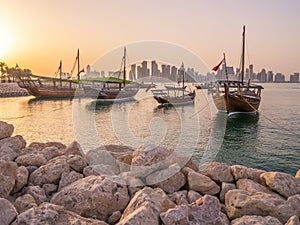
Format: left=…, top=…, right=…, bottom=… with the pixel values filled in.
left=236, top=178, right=276, bottom=195
left=58, top=171, right=83, bottom=190
left=261, top=172, right=300, bottom=198
left=14, top=194, right=37, bottom=213
left=231, top=215, right=282, bottom=225
left=24, top=186, right=48, bottom=205
left=83, top=164, right=120, bottom=177
left=0, top=160, right=17, bottom=198
left=28, top=155, right=70, bottom=186
left=0, top=135, right=26, bottom=149
left=161, top=195, right=229, bottom=225
left=286, top=216, right=300, bottom=225
left=11, top=166, right=29, bottom=194
left=0, top=198, right=18, bottom=225
left=187, top=190, right=202, bottom=203
left=0, top=121, right=14, bottom=140
left=186, top=170, right=220, bottom=195
left=64, top=141, right=83, bottom=156
left=15, top=153, right=47, bottom=167
left=220, top=182, right=236, bottom=203
left=199, top=162, right=234, bottom=183
left=231, top=165, right=265, bottom=184
left=41, top=146, right=63, bottom=161
left=225, top=189, right=300, bottom=223
left=51, top=175, right=130, bottom=221
left=146, top=163, right=186, bottom=193
left=118, top=187, right=176, bottom=225
left=0, top=143, right=21, bottom=161
left=12, top=202, right=108, bottom=225
left=67, top=154, right=87, bottom=173
left=130, top=145, right=174, bottom=178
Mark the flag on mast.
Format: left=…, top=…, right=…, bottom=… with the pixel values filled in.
left=212, top=59, right=224, bottom=71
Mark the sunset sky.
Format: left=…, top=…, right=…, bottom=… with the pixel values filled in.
left=0, top=0, right=299, bottom=77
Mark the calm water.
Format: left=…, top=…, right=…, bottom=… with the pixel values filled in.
left=0, top=83, right=299, bottom=175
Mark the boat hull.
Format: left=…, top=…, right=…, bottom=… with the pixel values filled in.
left=224, top=93, right=261, bottom=114
left=153, top=91, right=195, bottom=106
left=212, top=93, right=226, bottom=111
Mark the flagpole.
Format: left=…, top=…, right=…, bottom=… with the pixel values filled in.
left=223, top=53, right=228, bottom=82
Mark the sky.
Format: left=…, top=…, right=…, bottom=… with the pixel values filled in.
left=0, top=0, right=299, bottom=77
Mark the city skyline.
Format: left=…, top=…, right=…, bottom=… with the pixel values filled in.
left=86, top=59, right=299, bottom=83
left=0, top=0, right=300, bottom=77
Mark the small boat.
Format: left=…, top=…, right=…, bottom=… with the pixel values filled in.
left=82, top=47, right=139, bottom=102
left=213, top=26, right=263, bottom=115
left=16, top=49, right=84, bottom=98
left=152, top=63, right=196, bottom=106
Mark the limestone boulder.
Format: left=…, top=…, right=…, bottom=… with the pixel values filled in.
left=261, top=172, right=300, bottom=198
left=67, top=154, right=87, bottom=173
left=0, top=143, right=21, bottom=161
left=295, top=170, right=300, bottom=180
left=0, top=135, right=26, bottom=150
left=58, top=171, right=83, bottom=190
left=41, top=146, right=63, bottom=161
left=83, top=164, right=119, bottom=177
left=15, top=153, right=47, bottom=167
left=28, top=155, right=70, bottom=186
left=236, top=178, right=277, bottom=195
left=160, top=195, right=228, bottom=225
left=14, top=194, right=37, bottom=213
left=0, top=198, right=18, bottom=225
left=11, top=166, right=29, bottom=194
left=42, top=183, right=58, bottom=198
left=24, top=186, right=48, bottom=205
left=0, top=159, right=17, bottom=198
left=130, top=145, right=174, bottom=178
left=187, top=190, right=202, bottom=203
left=231, top=215, right=282, bottom=225
left=12, top=202, right=108, bottom=225
left=199, top=162, right=234, bottom=183
left=286, top=215, right=300, bottom=225
left=51, top=175, right=130, bottom=221
left=225, top=189, right=300, bottom=223
left=186, top=170, right=220, bottom=195
left=64, top=141, right=83, bottom=156
left=231, top=165, right=265, bottom=184
left=118, top=187, right=176, bottom=225
left=220, top=182, right=236, bottom=203
left=0, top=121, right=14, bottom=140
left=146, top=163, right=186, bottom=193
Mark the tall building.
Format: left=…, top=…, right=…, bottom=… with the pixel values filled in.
left=130, top=64, right=136, bottom=80
left=290, top=72, right=299, bottom=83
left=267, top=71, right=273, bottom=82
left=137, top=61, right=149, bottom=79
left=170, top=66, right=177, bottom=82
left=151, top=60, right=159, bottom=77
left=274, top=73, right=285, bottom=83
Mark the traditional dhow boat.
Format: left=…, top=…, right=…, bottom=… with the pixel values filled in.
left=152, top=63, right=196, bottom=106
left=16, top=49, right=84, bottom=98
left=82, top=47, right=139, bottom=102
left=213, top=26, right=263, bottom=115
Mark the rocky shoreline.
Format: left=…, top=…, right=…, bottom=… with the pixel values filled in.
left=0, top=83, right=29, bottom=97
left=1, top=120, right=300, bottom=225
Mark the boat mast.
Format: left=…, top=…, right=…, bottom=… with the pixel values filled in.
left=77, top=49, right=80, bottom=81
left=223, top=53, right=228, bottom=82
left=241, top=25, right=245, bottom=83
left=59, top=60, right=62, bottom=80
left=123, top=47, right=126, bottom=87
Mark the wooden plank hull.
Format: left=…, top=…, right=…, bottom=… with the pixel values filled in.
left=97, top=89, right=139, bottom=102
left=212, top=93, right=226, bottom=111
left=224, top=92, right=261, bottom=114
left=153, top=91, right=195, bottom=106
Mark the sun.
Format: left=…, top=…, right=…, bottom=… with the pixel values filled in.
left=0, top=25, right=11, bottom=58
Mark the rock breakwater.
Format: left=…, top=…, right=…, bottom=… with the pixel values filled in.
left=0, top=120, right=300, bottom=225
left=0, top=83, right=29, bottom=97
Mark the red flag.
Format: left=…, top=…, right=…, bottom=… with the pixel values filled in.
left=145, top=83, right=155, bottom=92
left=212, top=59, right=224, bottom=71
